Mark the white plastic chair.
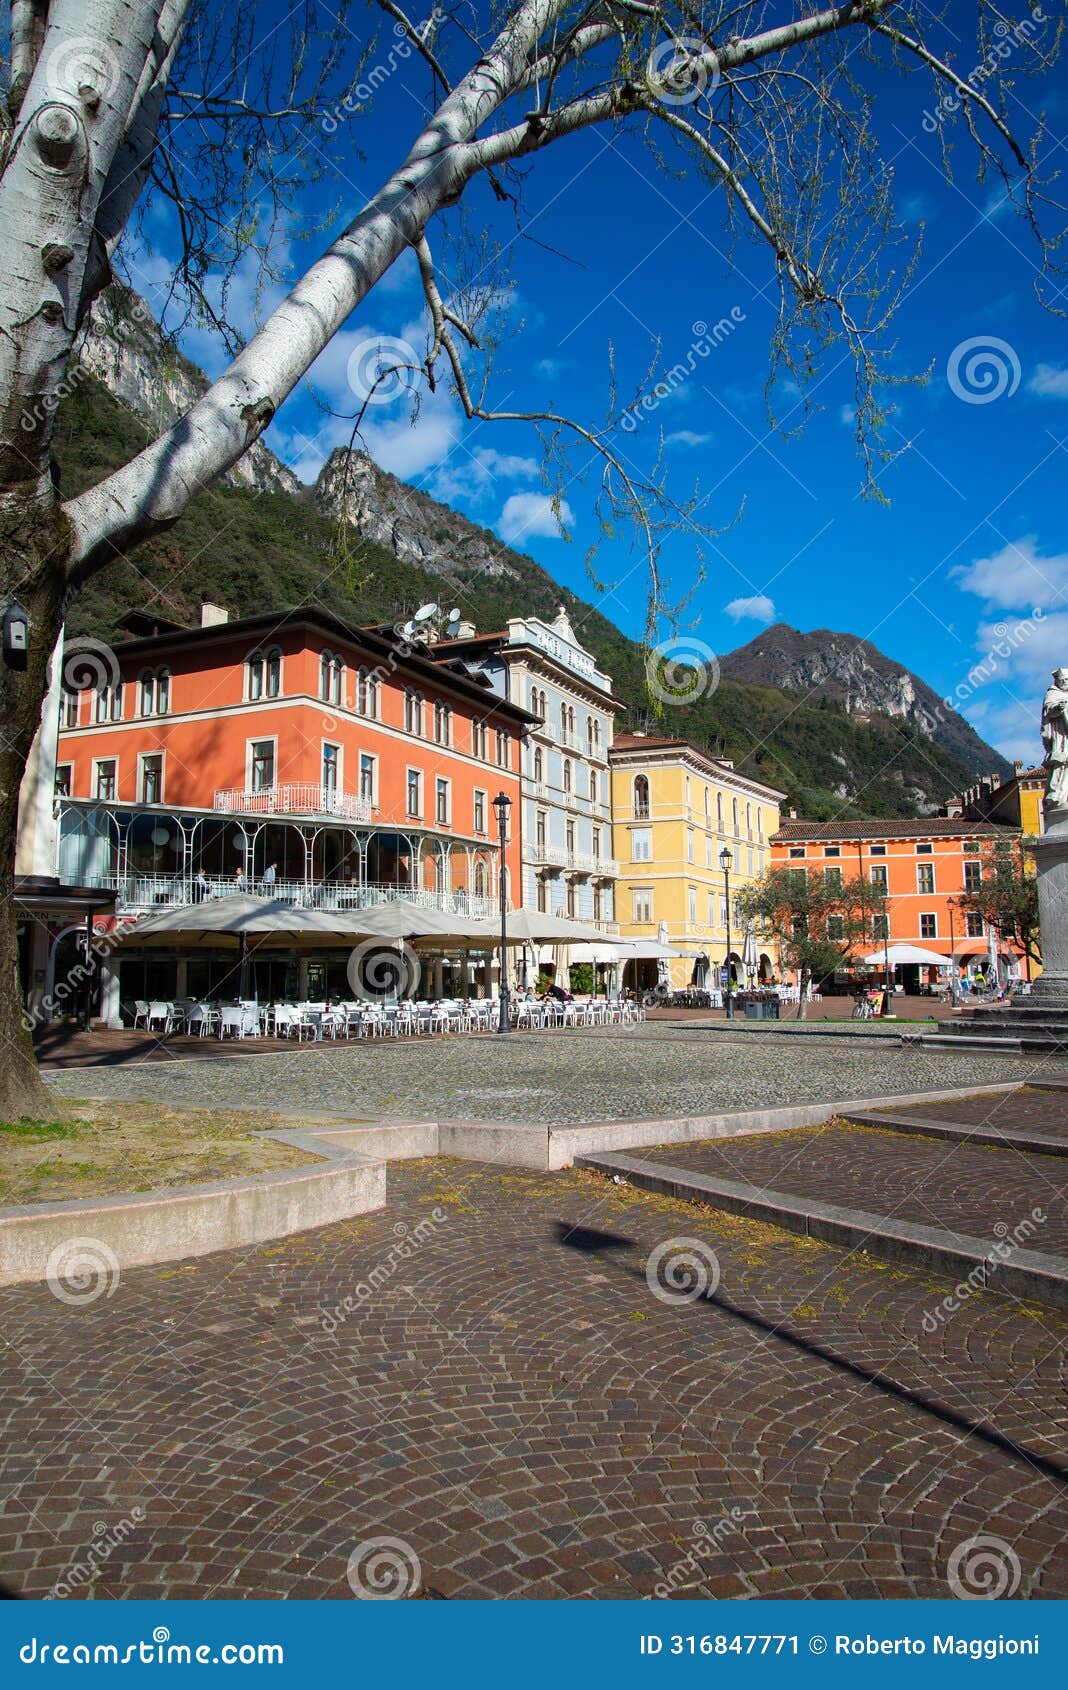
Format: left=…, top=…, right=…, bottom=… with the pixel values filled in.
left=132, top=1000, right=150, bottom=1030
left=147, top=1002, right=173, bottom=1033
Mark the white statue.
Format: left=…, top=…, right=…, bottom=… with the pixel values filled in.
left=1040, top=667, right=1068, bottom=810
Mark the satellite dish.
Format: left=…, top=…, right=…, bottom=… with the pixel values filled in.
left=400, top=620, right=417, bottom=640
left=413, top=602, right=439, bottom=624
left=447, top=607, right=461, bottom=624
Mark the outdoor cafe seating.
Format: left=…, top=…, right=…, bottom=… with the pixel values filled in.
left=128, top=993, right=646, bottom=1041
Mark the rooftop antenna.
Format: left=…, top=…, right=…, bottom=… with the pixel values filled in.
left=445, top=607, right=462, bottom=637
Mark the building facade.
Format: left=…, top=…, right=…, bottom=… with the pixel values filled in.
left=50, top=605, right=529, bottom=1014
left=948, top=762, right=1046, bottom=836
left=609, top=733, right=785, bottom=989
left=770, top=817, right=1031, bottom=988
left=437, top=608, right=619, bottom=928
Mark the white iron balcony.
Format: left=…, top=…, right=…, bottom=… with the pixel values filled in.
left=213, top=783, right=374, bottom=822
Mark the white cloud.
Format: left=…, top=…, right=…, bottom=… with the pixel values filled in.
left=1028, top=363, right=1068, bottom=398
left=954, top=536, right=1068, bottom=612
left=535, top=357, right=564, bottom=379
left=430, top=445, right=540, bottom=504
left=839, top=404, right=856, bottom=426
left=664, top=429, right=711, bottom=447
left=725, top=594, right=776, bottom=624
left=497, top=492, right=573, bottom=546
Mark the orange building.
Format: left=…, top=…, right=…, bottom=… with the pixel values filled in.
left=52, top=605, right=530, bottom=1010
left=770, top=818, right=1030, bottom=991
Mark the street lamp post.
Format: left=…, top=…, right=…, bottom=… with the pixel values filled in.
left=493, top=793, right=512, bottom=1034
left=720, top=846, right=734, bottom=1020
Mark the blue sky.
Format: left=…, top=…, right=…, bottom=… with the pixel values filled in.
left=124, top=1, right=1068, bottom=765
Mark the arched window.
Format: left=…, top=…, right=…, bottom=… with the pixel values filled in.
left=732, top=797, right=739, bottom=834
left=357, top=667, right=379, bottom=717
left=533, top=747, right=543, bottom=783
left=319, top=651, right=343, bottom=705
left=265, top=648, right=281, bottom=698
left=405, top=690, right=423, bottom=735
left=474, top=860, right=487, bottom=899
left=704, top=785, right=710, bottom=819
left=717, top=791, right=724, bottom=828
left=563, top=758, right=572, bottom=795
left=138, top=668, right=170, bottom=716
left=95, top=681, right=123, bottom=723
left=589, top=768, right=598, bottom=804
left=247, top=647, right=280, bottom=701
left=434, top=701, right=451, bottom=745
left=633, top=774, right=650, bottom=818
left=247, top=652, right=264, bottom=701
left=746, top=802, right=753, bottom=837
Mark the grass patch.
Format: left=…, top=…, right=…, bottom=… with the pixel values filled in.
left=0, top=1100, right=320, bottom=1206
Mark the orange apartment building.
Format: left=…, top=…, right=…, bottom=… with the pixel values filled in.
left=770, top=817, right=1031, bottom=991
left=46, top=604, right=530, bottom=1011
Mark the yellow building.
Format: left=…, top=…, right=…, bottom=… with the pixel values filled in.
left=609, top=733, right=785, bottom=991
left=952, top=762, right=1045, bottom=837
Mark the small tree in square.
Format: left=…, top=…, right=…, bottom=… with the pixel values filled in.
left=955, top=840, right=1041, bottom=977
left=738, top=868, right=887, bottom=1020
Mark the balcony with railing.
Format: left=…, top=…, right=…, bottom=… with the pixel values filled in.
left=528, top=842, right=619, bottom=877
left=81, top=873, right=501, bottom=918
left=213, top=784, right=374, bottom=822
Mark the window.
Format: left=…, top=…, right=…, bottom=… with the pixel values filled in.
left=406, top=769, right=422, bottom=817
left=824, top=845, right=840, bottom=858
left=920, top=913, right=938, bottom=939
left=746, top=802, right=753, bottom=838
left=586, top=715, right=595, bottom=754
left=138, top=668, right=169, bottom=716
left=592, top=826, right=601, bottom=861
left=732, top=797, right=739, bottom=834
left=436, top=777, right=450, bottom=825
left=966, top=912, right=985, bottom=938
left=472, top=721, right=487, bottom=760
left=704, top=785, right=710, bottom=820
left=964, top=861, right=982, bottom=892
left=537, top=878, right=548, bottom=912
left=917, top=842, right=933, bottom=855
left=247, top=648, right=281, bottom=700
left=687, top=828, right=695, bottom=863
left=496, top=729, right=509, bottom=767
left=533, top=747, right=544, bottom=784
left=631, top=827, right=652, bottom=863
left=633, top=774, right=650, bottom=818
left=55, top=764, right=72, bottom=799
left=95, top=681, right=123, bottom=723
left=563, top=758, right=572, bottom=795
left=139, top=753, right=163, bottom=805
left=789, top=846, right=805, bottom=860
left=405, top=691, right=423, bottom=735
left=593, top=884, right=603, bottom=922
left=589, top=768, right=598, bottom=805
left=689, top=886, right=697, bottom=923
left=917, top=862, right=935, bottom=895
left=705, top=836, right=713, bottom=868
left=474, top=789, right=486, bottom=834
left=632, top=887, right=654, bottom=923
left=716, top=792, right=724, bottom=828
left=870, top=865, right=888, bottom=890
left=434, top=701, right=452, bottom=745
left=872, top=913, right=889, bottom=940
left=60, top=688, right=79, bottom=729
left=359, top=754, right=376, bottom=804
left=250, top=740, right=275, bottom=792
left=566, top=819, right=575, bottom=853
left=869, top=843, right=887, bottom=856
left=94, top=759, right=117, bottom=801
left=536, top=811, right=547, bottom=853
left=707, top=892, right=716, bottom=926
left=566, top=881, right=577, bottom=917
left=357, top=667, right=379, bottom=717
left=322, top=743, right=339, bottom=796
left=319, top=652, right=343, bottom=706
left=826, top=913, right=845, bottom=940
left=823, top=865, right=843, bottom=891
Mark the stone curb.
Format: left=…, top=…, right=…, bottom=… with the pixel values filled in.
left=0, top=1127, right=386, bottom=1290
left=841, top=1109, right=1068, bottom=1159
left=574, top=1151, right=1068, bottom=1310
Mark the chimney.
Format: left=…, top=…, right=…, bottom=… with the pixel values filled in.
left=788, top=806, right=798, bottom=819
left=200, top=602, right=228, bottom=627
left=1013, top=760, right=1023, bottom=774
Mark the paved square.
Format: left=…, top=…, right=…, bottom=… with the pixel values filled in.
left=1, top=1156, right=1065, bottom=1600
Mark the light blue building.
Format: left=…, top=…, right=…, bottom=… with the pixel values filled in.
left=440, top=609, right=619, bottom=928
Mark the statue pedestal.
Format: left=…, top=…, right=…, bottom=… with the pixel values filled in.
left=1032, top=805, right=1068, bottom=1003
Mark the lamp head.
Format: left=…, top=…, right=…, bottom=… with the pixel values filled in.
left=719, top=846, right=733, bottom=872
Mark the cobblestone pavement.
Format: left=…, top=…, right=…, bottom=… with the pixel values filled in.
left=1, top=1158, right=1066, bottom=1601
left=44, top=1024, right=1068, bottom=1125
left=877, top=1086, right=1068, bottom=1141
left=639, top=1124, right=1068, bottom=1255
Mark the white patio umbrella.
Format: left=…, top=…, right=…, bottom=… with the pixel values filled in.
left=126, top=892, right=373, bottom=940
left=861, top=942, right=950, bottom=968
